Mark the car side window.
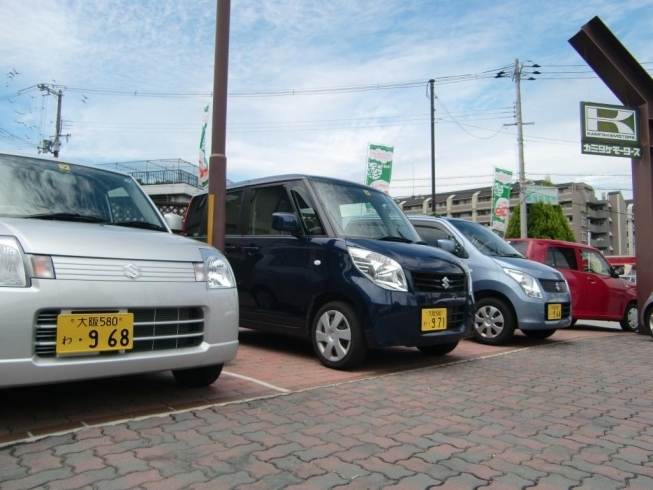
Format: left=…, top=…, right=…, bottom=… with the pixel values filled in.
left=288, top=184, right=325, bottom=236
left=414, top=224, right=463, bottom=257
left=414, top=225, right=449, bottom=247
left=248, top=185, right=293, bottom=235
left=581, top=249, right=611, bottom=276
left=225, top=190, right=243, bottom=234
left=546, top=247, right=577, bottom=269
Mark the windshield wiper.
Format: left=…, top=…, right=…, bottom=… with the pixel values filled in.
left=25, top=212, right=107, bottom=223
left=488, top=249, right=523, bottom=258
left=110, top=221, right=167, bottom=232
left=375, top=235, right=415, bottom=243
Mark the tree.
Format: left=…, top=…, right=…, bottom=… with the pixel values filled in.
left=506, top=202, right=576, bottom=241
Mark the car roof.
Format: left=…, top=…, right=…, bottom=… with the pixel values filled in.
left=192, top=174, right=383, bottom=195
left=406, top=214, right=451, bottom=221
left=506, top=237, right=599, bottom=250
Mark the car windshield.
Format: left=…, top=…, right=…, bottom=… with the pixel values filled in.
left=311, top=179, right=422, bottom=242
left=0, top=154, right=166, bottom=230
left=449, top=219, right=523, bottom=257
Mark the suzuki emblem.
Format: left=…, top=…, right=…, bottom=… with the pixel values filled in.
left=442, top=277, right=450, bottom=289
left=123, top=264, right=142, bottom=280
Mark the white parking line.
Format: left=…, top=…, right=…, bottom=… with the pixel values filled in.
left=222, top=370, right=290, bottom=393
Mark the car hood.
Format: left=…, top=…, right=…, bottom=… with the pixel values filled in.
left=1, top=218, right=206, bottom=262
left=492, top=255, right=563, bottom=280
left=346, top=238, right=466, bottom=274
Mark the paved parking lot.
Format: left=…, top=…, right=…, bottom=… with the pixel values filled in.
left=2, top=324, right=652, bottom=489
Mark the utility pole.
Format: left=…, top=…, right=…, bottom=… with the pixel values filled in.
left=514, top=59, right=527, bottom=238
left=499, top=59, right=536, bottom=238
left=208, top=0, right=231, bottom=252
left=429, top=79, right=436, bottom=214
left=37, top=84, right=66, bottom=157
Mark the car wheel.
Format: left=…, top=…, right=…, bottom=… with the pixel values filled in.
left=473, top=298, right=516, bottom=345
left=172, top=364, right=223, bottom=388
left=620, top=302, right=638, bottom=332
left=417, top=342, right=459, bottom=356
left=312, top=301, right=367, bottom=370
left=522, top=329, right=556, bottom=339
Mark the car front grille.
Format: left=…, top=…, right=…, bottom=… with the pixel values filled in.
left=411, top=272, right=467, bottom=293
left=35, top=308, right=204, bottom=357
left=446, top=305, right=467, bottom=329
left=540, top=279, right=568, bottom=293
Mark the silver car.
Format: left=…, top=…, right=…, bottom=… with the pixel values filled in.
left=0, top=153, right=239, bottom=388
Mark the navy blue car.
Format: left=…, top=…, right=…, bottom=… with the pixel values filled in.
left=183, top=175, right=474, bottom=370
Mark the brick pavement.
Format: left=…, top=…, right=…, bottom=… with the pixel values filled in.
left=2, top=331, right=653, bottom=489
left=0, top=328, right=617, bottom=446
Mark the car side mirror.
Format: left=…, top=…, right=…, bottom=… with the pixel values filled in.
left=164, top=213, right=183, bottom=234
left=272, top=212, right=300, bottom=234
left=437, top=239, right=456, bottom=254
left=613, top=265, right=625, bottom=276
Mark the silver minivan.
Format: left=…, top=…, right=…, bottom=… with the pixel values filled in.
left=0, top=153, right=239, bottom=388
left=408, top=215, right=572, bottom=345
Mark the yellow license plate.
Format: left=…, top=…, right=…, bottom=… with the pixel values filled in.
left=56, top=313, right=134, bottom=354
left=421, top=308, right=447, bottom=332
left=547, top=304, right=562, bottom=320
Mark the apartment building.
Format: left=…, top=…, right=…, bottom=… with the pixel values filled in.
left=396, top=181, right=633, bottom=257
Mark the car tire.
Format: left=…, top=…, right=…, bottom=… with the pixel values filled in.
left=473, top=297, right=516, bottom=345
left=645, top=306, right=653, bottom=338
left=417, top=341, right=459, bottom=356
left=620, top=302, right=638, bottom=332
left=172, top=364, right=223, bottom=388
left=522, top=329, right=556, bottom=339
left=311, top=301, right=367, bottom=370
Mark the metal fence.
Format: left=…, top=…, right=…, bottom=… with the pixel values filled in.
left=97, top=159, right=199, bottom=188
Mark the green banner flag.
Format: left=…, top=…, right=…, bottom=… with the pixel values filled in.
left=365, top=143, right=394, bottom=194
left=491, top=167, right=513, bottom=237
left=198, top=105, right=210, bottom=188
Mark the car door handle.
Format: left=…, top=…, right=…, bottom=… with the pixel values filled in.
left=243, top=246, right=259, bottom=255
left=224, top=246, right=238, bottom=253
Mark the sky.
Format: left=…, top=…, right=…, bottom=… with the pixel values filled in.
left=1, top=0, right=652, bottom=201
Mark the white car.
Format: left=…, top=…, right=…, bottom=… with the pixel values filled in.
left=0, top=152, right=239, bottom=388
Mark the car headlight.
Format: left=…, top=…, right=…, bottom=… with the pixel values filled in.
left=195, top=248, right=236, bottom=289
left=0, top=236, right=54, bottom=287
left=503, top=267, right=542, bottom=299
left=348, top=246, right=407, bottom=292
left=0, top=236, right=27, bottom=287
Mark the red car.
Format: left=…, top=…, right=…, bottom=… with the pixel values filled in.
left=507, top=238, right=638, bottom=332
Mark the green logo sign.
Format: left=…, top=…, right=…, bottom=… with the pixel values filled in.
left=580, top=102, right=641, bottom=159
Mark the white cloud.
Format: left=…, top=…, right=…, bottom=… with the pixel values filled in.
left=1, top=0, right=651, bottom=201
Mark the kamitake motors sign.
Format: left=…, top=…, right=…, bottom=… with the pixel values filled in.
left=580, top=102, right=641, bottom=158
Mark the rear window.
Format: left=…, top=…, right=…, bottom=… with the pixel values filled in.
left=183, top=193, right=208, bottom=237
left=508, top=241, right=528, bottom=255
